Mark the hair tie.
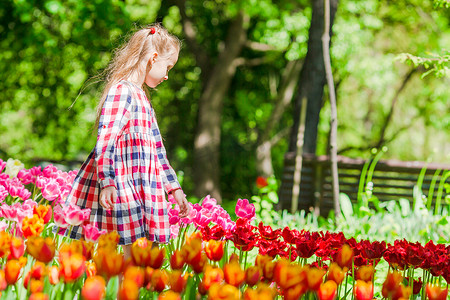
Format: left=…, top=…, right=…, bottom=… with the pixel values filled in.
left=149, top=27, right=156, bottom=35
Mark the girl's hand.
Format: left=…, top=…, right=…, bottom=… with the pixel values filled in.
left=100, top=186, right=116, bottom=210
left=173, top=189, right=190, bottom=218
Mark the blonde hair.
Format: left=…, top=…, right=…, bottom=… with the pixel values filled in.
left=92, top=23, right=181, bottom=133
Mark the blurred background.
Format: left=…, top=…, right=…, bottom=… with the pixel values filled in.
left=0, top=0, right=449, bottom=204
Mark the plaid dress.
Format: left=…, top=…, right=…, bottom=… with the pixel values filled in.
left=64, top=80, right=181, bottom=245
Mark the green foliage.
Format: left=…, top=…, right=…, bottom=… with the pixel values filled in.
left=251, top=176, right=280, bottom=224
left=397, top=52, right=450, bottom=78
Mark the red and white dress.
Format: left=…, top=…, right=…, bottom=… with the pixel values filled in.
left=64, top=80, right=181, bottom=245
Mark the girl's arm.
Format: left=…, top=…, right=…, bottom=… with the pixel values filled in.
left=150, top=110, right=182, bottom=195
left=95, top=84, right=132, bottom=190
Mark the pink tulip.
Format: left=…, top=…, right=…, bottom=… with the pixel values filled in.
left=201, top=195, right=217, bottom=210
left=42, top=164, right=58, bottom=179
left=17, top=169, right=34, bottom=185
left=1, top=204, right=18, bottom=221
left=180, top=203, right=198, bottom=224
left=168, top=209, right=180, bottom=225
left=235, top=198, right=255, bottom=219
left=64, top=203, right=91, bottom=226
left=0, top=159, right=5, bottom=173
left=193, top=211, right=212, bottom=228
left=0, top=186, right=8, bottom=202
left=29, top=166, right=42, bottom=184
left=170, top=224, right=180, bottom=239
left=83, top=224, right=106, bottom=243
left=53, top=205, right=69, bottom=228
left=23, top=199, right=38, bottom=209
left=42, top=179, right=61, bottom=202
left=35, top=176, right=47, bottom=189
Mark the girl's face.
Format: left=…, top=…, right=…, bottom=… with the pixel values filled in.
left=144, top=51, right=179, bottom=88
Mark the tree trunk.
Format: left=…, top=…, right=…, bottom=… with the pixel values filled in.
left=279, top=0, right=338, bottom=211
left=192, top=12, right=249, bottom=201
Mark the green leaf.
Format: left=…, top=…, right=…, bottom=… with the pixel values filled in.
left=398, top=198, right=411, bottom=217
left=105, top=276, right=118, bottom=300
left=339, top=193, right=353, bottom=220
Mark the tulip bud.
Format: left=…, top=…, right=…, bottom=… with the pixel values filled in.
left=245, top=266, right=261, bottom=287
left=224, top=261, right=245, bottom=287
left=168, top=270, right=188, bottom=293
left=118, top=278, right=139, bottom=300
left=317, top=280, right=337, bottom=300
left=356, top=265, right=374, bottom=282
left=205, top=240, right=225, bottom=262
left=5, top=259, right=22, bottom=285
left=426, top=284, right=448, bottom=300
left=81, top=275, right=106, bottom=300
left=203, top=265, right=224, bottom=291
left=336, top=244, right=353, bottom=269
left=170, top=250, right=185, bottom=270
left=354, top=280, right=374, bottom=300
left=151, top=269, right=169, bottom=293
left=306, top=267, right=326, bottom=291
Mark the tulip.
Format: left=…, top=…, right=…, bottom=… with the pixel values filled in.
left=9, top=236, right=25, bottom=259
left=29, top=293, right=49, bottom=300
left=170, top=250, right=186, bottom=270
left=203, top=265, right=225, bottom=291
left=53, top=205, right=69, bottom=228
left=83, top=224, right=107, bottom=243
left=245, top=266, right=261, bottom=287
left=224, top=261, right=245, bottom=287
left=22, top=215, right=45, bottom=238
left=306, top=267, right=326, bottom=291
left=392, top=284, right=412, bottom=300
left=29, top=278, right=44, bottom=293
left=33, top=205, right=52, bottom=224
left=81, top=275, right=106, bottom=300
left=5, top=259, right=22, bottom=285
left=94, top=248, right=124, bottom=278
left=256, top=176, right=269, bottom=189
left=97, top=231, right=120, bottom=249
left=59, top=252, right=85, bottom=283
left=354, top=280, right=374, bottom=300
left=29, top=262, right=46, bottom=280
left=26, top=236, right=55, bottom=264
left=355, top=265, right=374, bottom=282
left=0, top=270, right=6, bottom=291
left=168, top=270, right=188, bottom=293
left=317, top=280, right=337, bottom=300
left=283, top=283, right=308, bottom=300
left=124, top=266, right=145, bottom=288
left=151, top=269, right=169, bottom=293
left=244, top=283, right=277, bottom=300
left=205, top=240, right=225, bottom=262
left=336, top=244, right=353, bottom=269
left=48, top=266, right=59, bottom=285
left=262, top=259, right=276, bottom=282
left=41, top=179, right=61, bottom=202
left=327, top=263, right=346, bottom=285
left=131, top=238, right=150, bottom=267
left=208, top=283, right=241, bottom=299
left=426, top=284, right=448, bottom=300
left=118, top=279, right=139, bottom=300
left=85, top=261, right=97, bottom=278
left=274, top=259, right=306, bottom=290
left=0, top=232, right=11, bottom=259
left=148, top=245, right=166, bottom=269
left=235, top=199, right=255, bottom=219
left=382, top=270, right=403, bottom=298
left=158, top=291, right=182, bottom=300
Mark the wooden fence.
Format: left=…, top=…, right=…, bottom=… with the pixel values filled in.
left=278, top=152, right=450, bottom=217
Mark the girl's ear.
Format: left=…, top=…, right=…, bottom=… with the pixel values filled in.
left=146, top=52, right=158, bottom=69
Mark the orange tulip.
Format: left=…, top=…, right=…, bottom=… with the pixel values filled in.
left=262, top=260, right=276, bottom=282
left=205, top=240, right=225, bottom=261
left=85, top=261, right=97, bottom=277
left=158, top=291, right=182, bottom=300
left=5, top=259, right=22, bottom=285
left=0, top=232, right=12, bottom=258
left=131, top=239, right=150, bottom=267
left=336, top=244, right=353, bottom=269
left=47, top=266, right=59, bottom=285
left=168, top=270, right=188, bottom=293
left=29, top=262, right=46, bottom=280
left=191, top=254, right=208, bottom=274
left=26, top=236, right=55, bottom=263
left=208, top=283, right=240, bottom=300
left=283, top=283, right=307, bottom=300
left=382, top=270, right=403, bottom=298
left=255, top=255, right=273, bottom=271
left=224, top=261, right=245, bottom=287
left=203, top=265, right=225, bottom=291
left=22, top=215, right=45, bottom=238
left=183, top=238, right=203, bottom=267
left=0, top=270, right=6, bottom=291
left=118, top=278, right=139, bottom=300
left=354, top=280, right=374, bottom=300
left=124, top=266, right=145, bottom=288
left=9, top=236, right=25, bottom=259
left=327, top=263, right=346, bottom=285
left=71, top=240, right=94, bottom=261
left=98, top=231, right=120, bottom=249
left=274, top=260, right=306, bottom=290
left=148, top=245, right=166, bottom=269
left=356, top=265, right=374, bottom=282
left=392, top=284, right=412, bottom=300
left=426, top=284, right=448, bottom=300
left=151, top=269, right=169, bottom=293
left=244, top=283, right=277, bottom=300
left=29, top=278, right=44, bottom=293
left=29, top=293, right=49, bottom=300
left=81, top=275, right=106, bottom=300
left=245, top=266, right=261, bottom=287
left=33, top=205, right=52, bottom=224
left=306, top=267, right=326, bottom=291
left=170, top=250, right=186, bottom=270
left=317, top=280, right=338, bottom=300
left=94, top=248, right=124, bottom=278
left=59, top=252, right=85, bottom=283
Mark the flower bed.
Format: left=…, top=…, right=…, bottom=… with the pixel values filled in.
left=0, top=158, right=449, bottom=300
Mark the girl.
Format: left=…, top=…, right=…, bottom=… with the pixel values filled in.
left=63, top=24, right=190, bottom=255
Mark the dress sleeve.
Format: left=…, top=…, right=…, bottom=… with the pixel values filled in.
left=150, top=108, right=182, bottom=194
left=95, top=84, right=132, bottom=190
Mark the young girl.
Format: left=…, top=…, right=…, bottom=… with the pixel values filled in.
left=63, top=24, right=190, bottom=255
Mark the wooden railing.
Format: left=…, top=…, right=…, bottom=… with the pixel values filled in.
left=278, top=153, right=450, bottom=217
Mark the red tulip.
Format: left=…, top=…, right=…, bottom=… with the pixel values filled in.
left=170, top=250, right=186, bottom=270
left=150, top=269, right=169, bottom=293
